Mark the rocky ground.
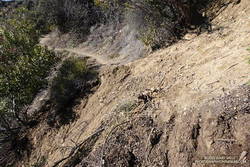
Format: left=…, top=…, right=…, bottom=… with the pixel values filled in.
left=23, top=0, right=250, bottom=166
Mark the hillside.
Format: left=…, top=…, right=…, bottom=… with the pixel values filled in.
left=18, top=0, right=250, bottom=167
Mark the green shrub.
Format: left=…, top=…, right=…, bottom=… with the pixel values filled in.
left=33, top=0, right=216, bottom=49
left=124, top=0, right=208, bottom=49
left=0, top=7, right=58, bottom=166
left=95, top=0, right=125, bottom=23
left=0, top=7, right=58, bottom=119
left=48, top=57, right=99, bottom=126
left=51, top=57, right=88, bottom=107
left=94, top=0, right=212, bottom=49
left=36, top=0, right=101, bottom=35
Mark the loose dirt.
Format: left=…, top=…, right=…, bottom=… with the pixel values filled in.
left=25, top=1, right=250, bottom=167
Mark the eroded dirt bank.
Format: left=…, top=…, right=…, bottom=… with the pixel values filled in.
left=24, top=0, right=250, bottom=166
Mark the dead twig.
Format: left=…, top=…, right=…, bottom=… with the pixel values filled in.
left=52, top=127, right=105, bottom=167
left=100, top=105, right=147, bottom=166
left=144, top=128, right=154, bottom=166
left=227, top=63, right=239, bottom=70
left=100, top=120, right=131, bottom=166
left=100, top=101, right=152, bottom=166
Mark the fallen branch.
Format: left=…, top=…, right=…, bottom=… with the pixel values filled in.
left=52, top=127, right=105, bottom=167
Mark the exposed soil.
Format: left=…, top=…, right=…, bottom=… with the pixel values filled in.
left=75, top=86, right=250, bottom=167
left=24, top=0, right=250, bottom=167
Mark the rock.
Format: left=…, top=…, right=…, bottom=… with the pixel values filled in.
left=239, top=151, right=247, bottom=161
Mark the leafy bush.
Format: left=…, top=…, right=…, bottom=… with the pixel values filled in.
left=94, top=0, right=125, bottom=23
left=90, top=0, right=212, bottom=49
left=36, top=0, right=101, bottom=35
left=0, top=7, right=58, bottom=121
left=124, top=0, right=210, bottom=49
left=34, top=0, right=216, bottom=49
left=0, top=7, right=58, bottom=166
left=48, top=57, right=99, bottom=126
left=51, top=57, right=88, bottom=107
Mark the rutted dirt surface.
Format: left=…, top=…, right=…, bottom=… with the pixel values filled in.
left=76, top=86, right=250, bottom=167
left=26, top=1, right=250, bottom=167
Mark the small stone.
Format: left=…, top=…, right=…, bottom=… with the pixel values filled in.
left=239, top=151, right=247, bottom=161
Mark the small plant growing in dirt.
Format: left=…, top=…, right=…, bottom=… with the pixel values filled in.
left=109, top=53, right=121, bottom=59
left=117, top=101, right=138, bottom=113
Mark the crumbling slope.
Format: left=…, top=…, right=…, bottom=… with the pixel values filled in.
left=26, top=0, right=250, bottom=167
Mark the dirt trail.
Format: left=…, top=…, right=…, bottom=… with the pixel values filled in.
left=40, top=35, right=136, bottom=66
left=61, top=49, right=111, bottom=65
left=27, top=1, right=250, bottom=167
left=40, top=36, right=112, bottom=65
